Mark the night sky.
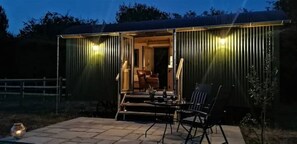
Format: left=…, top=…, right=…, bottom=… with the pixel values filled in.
left=1, top=0, right=272, bottom=35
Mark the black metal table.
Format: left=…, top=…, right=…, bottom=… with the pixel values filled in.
left=144, top=100, right=192, bottom=143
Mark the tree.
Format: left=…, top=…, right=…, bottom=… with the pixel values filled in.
left=169, top=13, right=182, bottom=19
left=245, top=51, right=278, bottom=144
left=19, top=12, right=97, bottom=38
left=16, top=12, right=98, bottom=78
left=183, top=10, right=197, bottom=18
left=272, top=0, right=297, bottom=24
left=116, top=3, right=170, bottom=23
left=0, top=5, right=15, bottom=78
left=0, top=5, right=8, bottom=38
left=202, top=7, right=227, bottom=16
left=271, top=0, right=297, bottom=103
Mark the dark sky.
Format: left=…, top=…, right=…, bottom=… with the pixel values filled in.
left=1, top=0, right=272, bottom=35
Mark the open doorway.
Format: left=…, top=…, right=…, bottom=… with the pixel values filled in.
left=133, top=35, right=173, bottom=92
left=154, top=47, right=168, bottom=89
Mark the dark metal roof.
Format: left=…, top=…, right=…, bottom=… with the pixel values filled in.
left=62, top=10, right=288, bottom=35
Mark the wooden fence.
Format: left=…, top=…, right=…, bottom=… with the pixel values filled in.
left=0, top=77, right=66, bottom=114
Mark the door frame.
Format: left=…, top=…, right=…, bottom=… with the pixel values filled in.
left=120, top=34, right=134, bottom=92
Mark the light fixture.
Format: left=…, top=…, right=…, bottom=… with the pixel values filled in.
left=219, top=38, right=226, bottom=46
left=92, top=45, right=99, bottom=52
left=11, top=123, right=26, bottom=139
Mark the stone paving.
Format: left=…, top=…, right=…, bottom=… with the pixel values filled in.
left=1, top=117, right=245, bottom=144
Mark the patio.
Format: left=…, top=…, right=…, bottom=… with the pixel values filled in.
left=3, top=117, right=245, bottom=144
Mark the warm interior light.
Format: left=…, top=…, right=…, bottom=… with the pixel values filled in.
left=219, top=38, right=226, bottom=45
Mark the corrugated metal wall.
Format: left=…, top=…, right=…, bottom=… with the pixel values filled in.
left=66, top=36, right=120, bottom=101
left=176, top=26, right=275, bottom=107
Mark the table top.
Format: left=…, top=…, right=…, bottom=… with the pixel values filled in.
left=144, top=100, right=193, bottom=107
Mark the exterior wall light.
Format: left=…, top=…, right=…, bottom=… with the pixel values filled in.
left=11, top=123, right=26, bottom=139
left=92, top=43, right=104, bottom=55
left=219, top=38, right=226, bottom=46
left=93, top=45, right=100, bottom=52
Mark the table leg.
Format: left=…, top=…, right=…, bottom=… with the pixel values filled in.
left=160, top=119, right=167, bottom=143
left=168, top=106, right=173, bottom=134
left=159, top=105, right=173, bottom=143
left=145, top=104, right=157, bottom=137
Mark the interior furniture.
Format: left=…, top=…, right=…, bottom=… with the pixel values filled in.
left=136, top=70, right=159, bottom=90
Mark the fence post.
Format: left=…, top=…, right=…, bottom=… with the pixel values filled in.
left=55, top=77, right=61, bottom=114
left=43, top=77, right=46, bottom=101
left=59, top=77, right=62, bottom=102
left=4, top=78, right=7, bottom=100
left=20, top=81, right=24, bottom=107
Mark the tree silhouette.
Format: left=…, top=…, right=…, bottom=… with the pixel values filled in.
left=16, top=12, right=98, bottom=78
left=19, top=12, right=97, bottom=38
left=273, top=0, right=297, bottom=24
left=184, top=10, right=197, bottom=18
left=202, top=7, right=227, bottom=16
left=169, top=13, right=182, bottom=19
left=116, top=3, right=169, bottom=23
left=0, top=5, right=8, bottom=38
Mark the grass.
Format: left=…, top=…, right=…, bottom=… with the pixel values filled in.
left=0, top=112, right=77, bottom=138
left=0, top=98, right=77, bottom=138
left=0, top=98, right=116, bottom=138
left=240, top=103, right=297, bottom=144
left=240, top=127, right=297, bottom=144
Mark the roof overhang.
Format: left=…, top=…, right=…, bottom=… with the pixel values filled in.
left=59, top=20, right=290, bottom=39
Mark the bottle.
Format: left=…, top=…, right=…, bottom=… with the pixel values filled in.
left=171, top=94, right=177, bottom=101
left=163, top=87, right=167, bottom=101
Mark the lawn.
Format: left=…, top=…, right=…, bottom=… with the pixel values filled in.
left=240, top=103, right=297, bottom=144
left=241, top=127, right=297, bottom=144
left=0, top=99, right=77, bottom=138
left=0, top=99, right=115, bottom=138
left=0, top=112, right=77, bottom=138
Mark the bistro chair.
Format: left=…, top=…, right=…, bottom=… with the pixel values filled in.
left=176, top=83, right=212, bottom=133
left=184, top=85, right=229, bottom=144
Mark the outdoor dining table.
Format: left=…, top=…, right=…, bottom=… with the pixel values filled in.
left=144, top=100, right=193, bottom=143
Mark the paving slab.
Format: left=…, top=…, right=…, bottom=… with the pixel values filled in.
left=18, top=136, right=53, bottom=144
left=99, top=129, right=133, bottom=137
left=0, top=117, right=245, bottom=144
left=46, top=138, right=68, bottom=144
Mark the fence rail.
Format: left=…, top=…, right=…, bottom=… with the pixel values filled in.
left=0, top=78, right=66, bottom=97
left=0, top=77, right=66, bottom=114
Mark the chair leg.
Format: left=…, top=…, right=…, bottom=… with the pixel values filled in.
left=177, top=121, right=180, bottom=132
left=219, top=124, right=228, bottom=144
left=210, top=127, right=213, bottom=134
left=199, top=129, right=206, bottom=144
left=205, top=130, right=211, bottom=144
left=185, top=124, right=193, bottom=144
left=194, top=127, right=198, bottom=137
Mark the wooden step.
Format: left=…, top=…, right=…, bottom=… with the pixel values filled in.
left=121, top=102, right=153, bottom=107
left=116, top=91, right=176, bottom=120
left=118, top=110, right=173, bottom=116
left=125, top=95, right=150, bottom=99
left=121, top=102, right=178, bottom=108
left=125, top=95, right=173, bottom=99
left=132, top=91, right=175, bottom=96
